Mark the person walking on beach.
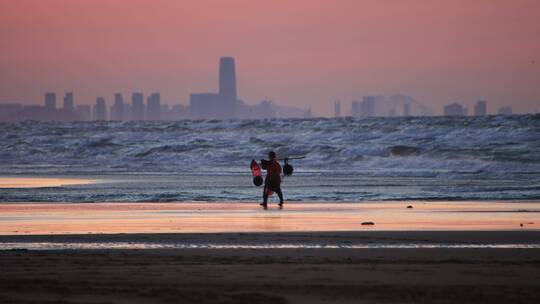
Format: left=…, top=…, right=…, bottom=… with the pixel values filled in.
left=260, top=151, right=284, bottom=209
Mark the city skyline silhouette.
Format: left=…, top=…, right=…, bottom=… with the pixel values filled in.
left=1, top=0, right=538, bottom=116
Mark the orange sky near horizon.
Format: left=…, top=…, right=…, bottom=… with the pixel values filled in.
left=1, top=0, right=539, bottom=115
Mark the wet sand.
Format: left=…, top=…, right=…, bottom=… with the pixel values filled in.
left=1, top=232, right=540, bottom=303
left=1, top=202, right=539, bottom=303
left=0, top=177, right=95, bottom=188
left=0, top=201, right=538, bottom=235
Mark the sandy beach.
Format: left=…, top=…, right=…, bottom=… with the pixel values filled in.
left=0, top=177, right=96, bottom=188
left=1, top=201, right=539, bottom=303
left=1, top=231, right=539, bottom=303
left=0, top=201, right=538, bottom=235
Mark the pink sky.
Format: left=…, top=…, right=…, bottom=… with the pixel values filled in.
left=1, top=0, right=539, bottom=115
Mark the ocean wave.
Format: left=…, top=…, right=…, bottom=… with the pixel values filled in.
left=0, top=115, right=539, bottom=175
left=389, top=145, right=421, bottom=156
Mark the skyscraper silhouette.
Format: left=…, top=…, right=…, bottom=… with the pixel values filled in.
left=111, top=93, right=124, bottom=121
left=94, top=97, right=107, bottom=121
left=63, top=92, right=74, bottom=111
left=190, top=57, right=239, bottom=119
left=131, top=92, right=144, bottom=121
left=219, top=57, right=237, bottom=101
left=146, top=93, right=161, bottom=121
left=45, top=93, right=56, bottom=109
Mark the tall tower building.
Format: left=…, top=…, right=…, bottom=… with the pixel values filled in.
left=189, top=56, right=240, bottom=119
left=63, top=92, right=74, bottom=111
left=45, top=92, right=56, bottom=109
left=93, top=97, right=108, bottom=121
left=131, top=92, right=144, bottom=121
left=219, top=57, right=237, bottom=101
left=146, top=93, right=161, bottom=121
left=111, top=93, right=124, bottom=121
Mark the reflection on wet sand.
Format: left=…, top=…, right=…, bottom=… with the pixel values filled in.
left=0, top=201, right=538, bottom=235
left=0, top=177, right=95, bottom=188
left=1, top=242, right=540, bottom=250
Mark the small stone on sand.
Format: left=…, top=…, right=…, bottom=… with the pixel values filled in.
left=407, top=205, right=413, bottom=209
left=361, top=222, right=375, bottom=226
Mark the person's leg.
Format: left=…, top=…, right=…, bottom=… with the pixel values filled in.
left=261, top=185, right=268, bottom=206
left=275, top=186, right=284, bottom=205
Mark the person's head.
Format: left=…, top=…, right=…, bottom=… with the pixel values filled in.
left=269, top=151, right=276, bottom=160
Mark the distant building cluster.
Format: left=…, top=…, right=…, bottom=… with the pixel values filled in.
left=442, top=100, right=513, bottom=116
left=0, top=57, right=524, bottom=121
left=0, top=92, right=86, bottom=122
left=0, top=57, right=311, bottom=122
left=334, top=95, right=433, bottom=118
left=330, top=96, right=519, bottom=118
left=190, top=57, right=311, bottom=120
left=0, top=91, right=191, bottom=122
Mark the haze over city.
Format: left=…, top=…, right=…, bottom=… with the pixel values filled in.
left=1, top=0, right=539, bottom=116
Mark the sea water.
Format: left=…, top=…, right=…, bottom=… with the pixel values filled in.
left=1, top=115, right=539, bottom=202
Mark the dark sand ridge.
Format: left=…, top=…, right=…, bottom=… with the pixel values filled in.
left=1, top=231, right=540, bottom=303
left=1, top=247, right=539, bottom=303
left=1, top=230, right=540, bottom=246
